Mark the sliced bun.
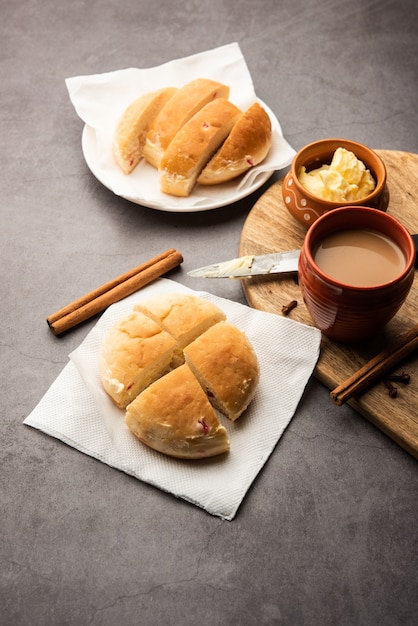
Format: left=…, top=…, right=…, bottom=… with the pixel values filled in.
left=113, top=87, right=178, bottom=174
left=184, top=321, right=260, bottom=421
left=99, top=310, right=177, bottom=409
left=197, top=102, right=272, bottom=185
left=159, top=99, right=242, bottom=197
left=125, top=364, right=230, bottom=459
left=143, top=78, right=230, bottom=169
left=134, top=292, right=226, bottom=366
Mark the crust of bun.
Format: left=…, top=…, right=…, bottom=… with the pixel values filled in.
left=143, top=78, right=230, bottom=169
left=113, top=87, right=178, bottom=175
left=197, top=102, right=272, bottom=185
left=184, top=321, right=260, bottom=421
left=99, top=310, right=177, bottom=409
left=159, top=99, right=242, bottom=197
left=134, top=293, right=226, bottom=366
left=125, top=364, right=230, bottom=459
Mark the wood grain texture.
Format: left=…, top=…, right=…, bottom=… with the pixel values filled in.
left=239, top=150, right=418, bottom=459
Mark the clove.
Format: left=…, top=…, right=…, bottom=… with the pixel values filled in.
left=386, top=372, right=410, bottom=384
left=383, top=379, right=398, bottom=398
left=282, top=300, right=298, bottom=316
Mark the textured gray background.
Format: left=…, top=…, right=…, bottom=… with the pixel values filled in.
left=1, top=1, right=417, bottom=624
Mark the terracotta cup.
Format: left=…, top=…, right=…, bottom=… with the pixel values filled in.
left=298, top=206, right=416, bottom=343
left=282, top=138, right=389, bottom=228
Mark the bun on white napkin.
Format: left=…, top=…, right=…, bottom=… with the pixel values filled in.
left=98, top=292, right=260, bottom=459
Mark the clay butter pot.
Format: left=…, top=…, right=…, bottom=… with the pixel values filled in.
left=298, top=206, right=416, bottom=343
left=282, top=138, right=389, bottom=228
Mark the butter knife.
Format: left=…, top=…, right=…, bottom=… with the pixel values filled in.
left=188, top=249, right=300, bottom=278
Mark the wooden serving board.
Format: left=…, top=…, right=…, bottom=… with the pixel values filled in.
left=239, top=150, right=418, bottom=459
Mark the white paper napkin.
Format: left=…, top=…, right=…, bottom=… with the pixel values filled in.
left=24, top=279, right=321, bottom=520
left=65, top=42, right=295, bottom=210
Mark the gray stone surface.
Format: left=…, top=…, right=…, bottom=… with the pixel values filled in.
left=1, top=1, right=417, bottom=624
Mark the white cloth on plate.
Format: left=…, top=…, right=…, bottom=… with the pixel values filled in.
left=65, top=42, right=295, bottom=209
left=24, top=279, right=321, bottom=520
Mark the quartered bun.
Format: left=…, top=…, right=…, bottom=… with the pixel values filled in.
left=99, top=293, right=260, bottom=458
left=184, top=321, right=260, bottom=421
left=99, top=310, right=177, bottom=409
left=125, top=364, right=230, bottom=460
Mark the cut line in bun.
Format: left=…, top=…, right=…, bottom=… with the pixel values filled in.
left=125, top=364, right=230, bottom=459
left=111, top=80, right=273, bottom=197
left=99, top=310, right=177, bottom=409
left=99, top=293, right=260, bottom=459
left=184, top=321, right=260, bottom=421
left=134, top=292, right=226, bottom=366
left=197, top=102, right=272, bottom=185
left=143, top=78, right=230, bottom=169
left=159, top=98, right=242, bottom=197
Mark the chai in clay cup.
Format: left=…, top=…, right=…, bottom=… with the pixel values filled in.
left=282, top=138, right=389, bottom=228
left=298, top=206, right=416, bottom=343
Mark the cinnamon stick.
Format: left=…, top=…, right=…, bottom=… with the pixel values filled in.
left=47, top=248, right=183, bottom=335
left=330, top=323, right=418, bottom=406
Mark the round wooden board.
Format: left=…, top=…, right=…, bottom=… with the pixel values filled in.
left=239, top=150, right=418, bottom=459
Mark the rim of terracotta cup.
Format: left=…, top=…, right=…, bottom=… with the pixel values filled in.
left=291, top=138, right=387, bottom=206
left=302, top=206, right=415, bottom=290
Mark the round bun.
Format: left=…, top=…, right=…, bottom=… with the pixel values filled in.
left=125, top=364, right=230, bottom=460
left=143, top=78, right=230, bottom=169
left=197, top=102, right=272, bottom=185
left=159, top=98, right=242, bottom=197
left=99, top=310, right=177, bottom=409
left=113, top=87, right=177, bottom=175
left=184, top=322, right=260, bottom=421
left=98, top=293, right=260, bottom=459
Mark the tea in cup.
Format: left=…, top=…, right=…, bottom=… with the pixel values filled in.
left=298, top=206, right=416, bottom=343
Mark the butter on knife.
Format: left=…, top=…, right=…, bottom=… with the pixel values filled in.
left=187, top=250, right=300, bottom=278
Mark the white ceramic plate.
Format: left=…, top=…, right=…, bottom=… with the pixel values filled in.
left=81, top=99, right=282, bottom=213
